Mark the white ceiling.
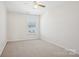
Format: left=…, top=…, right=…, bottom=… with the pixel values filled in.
left=5, top=1, right=49, bottom=15
left=4, top=1, right=77, bottom=15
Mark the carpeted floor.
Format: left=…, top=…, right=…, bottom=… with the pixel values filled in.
left=1, top=39, right=79, bottom=57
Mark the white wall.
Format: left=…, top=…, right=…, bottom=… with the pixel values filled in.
left=40, top=2, right=79, bottom=54
left=0, top=2, right=7, bottom=55
left=8, top=12, right=40, bottom=41
left=8, top=12, right=28, bottom=41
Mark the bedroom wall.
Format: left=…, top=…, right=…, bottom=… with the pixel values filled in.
left=7, top=12, right=28, bottom=41
left=40, top=2, right=79, bottom=54
left=0, top=2, right=7, bottom=55
left=7, top=12, right=40, bottom=41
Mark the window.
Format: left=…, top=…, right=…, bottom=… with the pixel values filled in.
left=27, top=15, right=37, bottom=33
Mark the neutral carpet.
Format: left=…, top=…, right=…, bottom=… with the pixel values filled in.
left=1, top=39, right=79, bottom=57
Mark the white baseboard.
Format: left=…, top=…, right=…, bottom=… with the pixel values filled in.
left=7, top=38, right=39, bottom=42
left=0, top=40, right=7, bottom=56
left=41, top=35, right=79, bottom=55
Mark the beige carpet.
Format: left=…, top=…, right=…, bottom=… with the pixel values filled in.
left=1, top=39, right=79, bottom=57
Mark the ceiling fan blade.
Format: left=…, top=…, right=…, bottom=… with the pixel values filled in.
left=33, top=1, right=46, bottom=8
left=38, top=4, right=46, bottom=7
